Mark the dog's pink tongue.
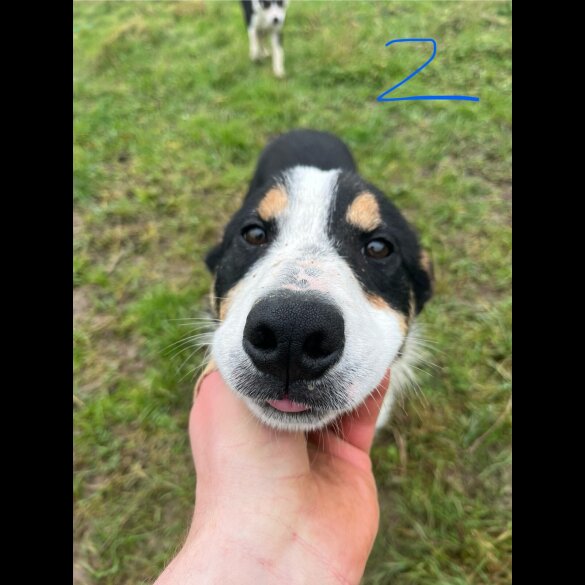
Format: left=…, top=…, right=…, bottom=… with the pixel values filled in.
left=267, top=397, right=310, bottom=413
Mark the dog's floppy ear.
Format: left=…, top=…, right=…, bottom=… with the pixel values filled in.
left=205, top=243, right=223, bottom=273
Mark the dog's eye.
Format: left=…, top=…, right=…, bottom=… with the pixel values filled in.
left=261, top=1, right=271, bottom=9
left=276, top=0, right=284, bottom=6
left=365, top=239, right=394, bottom=259
left=242, top=225, right=268, bottom=246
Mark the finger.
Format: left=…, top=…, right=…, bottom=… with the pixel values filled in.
left=190, top=371, right=309, bottom=475
left=336, top=369, right=390, bottom=453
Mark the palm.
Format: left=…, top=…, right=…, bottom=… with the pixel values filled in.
left=301, top=441, right=380, bottom=583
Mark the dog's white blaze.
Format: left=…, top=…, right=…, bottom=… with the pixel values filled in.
left=212, top=166, right=408, bottom=431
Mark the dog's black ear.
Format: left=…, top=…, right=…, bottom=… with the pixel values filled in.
left=205, top=244, right=223, bottom=273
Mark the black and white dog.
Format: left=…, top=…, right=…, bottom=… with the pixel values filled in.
left=203, top=130, right=433, bottom=432
left=241, top=0, right=289, bottom=78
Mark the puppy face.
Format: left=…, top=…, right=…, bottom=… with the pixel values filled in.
left=253, top=0, right=288, bottom=28
left=206, top=166, right=432, bottom=431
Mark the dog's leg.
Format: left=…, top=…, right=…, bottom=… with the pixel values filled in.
left=260, top=33, right=271, bottom=58
left=248, top=27, right=261, bottom=62
left=271, top=31, right=285, bottom=78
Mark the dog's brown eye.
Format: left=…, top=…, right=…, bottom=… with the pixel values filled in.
left=365, top=239, right=394, bottom=259
left=242, top=226, right=267, bottom=246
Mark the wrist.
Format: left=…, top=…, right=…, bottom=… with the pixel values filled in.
left=179, top=521, right=362, bottom=585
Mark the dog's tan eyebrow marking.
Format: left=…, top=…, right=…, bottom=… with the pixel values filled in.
left=219, top=296, right=231, bottom=322
left=209, top=276, right=217, bottom=317
left=367, top=293, right=408, bottom=335
left=218, top=282, right=243, bottom=321
left=366, top=293, right=390, bottom=311
left=258, top=187, right=288, bottom=221
left=345, top=192, right=382, bottom=232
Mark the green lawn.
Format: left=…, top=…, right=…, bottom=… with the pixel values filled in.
left=73, top=1, right=512, bottom=584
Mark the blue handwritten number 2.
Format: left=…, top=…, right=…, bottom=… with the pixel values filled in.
left=377, top=38, right=479, bottom=103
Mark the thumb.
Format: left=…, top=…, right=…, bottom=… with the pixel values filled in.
left=337, top=369, right=391, bottom=453
left=190, top=371, right=310, bottom=478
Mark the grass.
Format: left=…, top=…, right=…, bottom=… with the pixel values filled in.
left=73, top=1, right=512, bottom=584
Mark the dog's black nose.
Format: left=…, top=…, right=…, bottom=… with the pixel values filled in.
left=273, top=17, right=280, bottom=25
left=243, top=292, right=345, bottom=382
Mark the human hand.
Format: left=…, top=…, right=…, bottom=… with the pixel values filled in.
left=154, top=369, right=390, bottom=585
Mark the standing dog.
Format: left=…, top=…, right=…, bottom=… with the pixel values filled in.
left=203, top=130, right=434, bottom=432
left=241, top=0, right=289, bottom=78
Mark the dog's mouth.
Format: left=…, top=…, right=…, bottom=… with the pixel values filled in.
left=235, top=374, right=349, bottom=430
left=246, top=394, right=337, bottom=430
left=266, top=396, right=311, bottom=413
left=213, top=287, right=407, bottom=430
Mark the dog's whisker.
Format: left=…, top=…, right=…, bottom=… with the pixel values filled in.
left=165, top=334, right=208, bottom=350
left=161, top=331, right=214, bottom=353
left=161, top=339, right=197, bottom=359
left=177, top=348, right=203, bottom=373
left=406, top=335, right=439, bottom=344
left=181, top=353, right=212, bottom=384
left=409, top=379, right=430, bottom=409
left=179, top=365, right=199, bottom=384
left=164, top=339, right=213, bottom=360
left=167, top=317, right=220, bottom=323
left=169, top=343, right=210, bottom=362
left=409, top=363, right=436, bottom=377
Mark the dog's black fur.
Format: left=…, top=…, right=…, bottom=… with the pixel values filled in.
left=241, top=0, right=254, bottom=27
left=246, top=130, right=356, bottom=194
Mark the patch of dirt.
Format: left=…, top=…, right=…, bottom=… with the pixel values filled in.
left=173, top=0, right=207, bottom=17
left=73, top=562, right=92, bottom=585
left=76, top=330, right=146, bottom=397
left=111, top=337, right=144, bottom=377
left=73, top=286, right=93, bottom=326
left=73, top=211, right=84, bottom=238
left=73, top=541, right=93, bottom=585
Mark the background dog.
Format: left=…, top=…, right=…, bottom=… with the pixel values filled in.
left=242, top=0, right=289, bottom=78
left=205, top=129, right=433, bottom=431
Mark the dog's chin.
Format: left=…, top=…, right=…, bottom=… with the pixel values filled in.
left=243, top=397, right=342, bottom=432
left=222, top=369, right=354, bottom=431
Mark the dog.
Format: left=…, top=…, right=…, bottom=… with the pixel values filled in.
left=202, top=129, right=433, bottom=432
left=241, top=0, right=288, bottom=78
